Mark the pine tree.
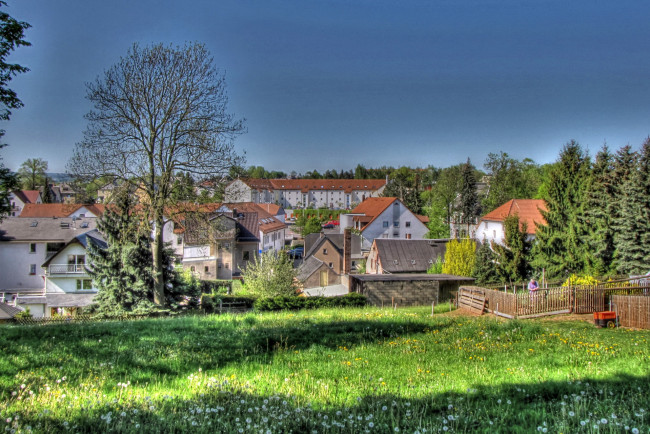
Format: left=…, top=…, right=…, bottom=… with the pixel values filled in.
left=88, top=189, right=155, bottom=315
left=472, top=240, right=499, bottom=285
left=491, top=215, right=532, bottom=284
left=614, top=140, right=650, bottom=275
left=458, top=158, right=479, bottom=237
left=533, top=141, right=590, bottom=279
left=41, top=176, right=54, bottom=203
left=581, top=146, right=616, bottom=275
left=88, top=188, right=195, bottom=315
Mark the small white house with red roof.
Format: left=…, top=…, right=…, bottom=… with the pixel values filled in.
left=7, top=190, right=42, bottom=217
left=340, top=197, right=429, bottom=250
left=476, top=199, right=547, bottom=245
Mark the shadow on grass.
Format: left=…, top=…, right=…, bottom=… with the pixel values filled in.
left=0, top=315, right=445, bottom=392
left=7, top=372, right=649, bottom=433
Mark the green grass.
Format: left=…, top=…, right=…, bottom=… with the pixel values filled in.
left=1, top=305, right=648, bottom=433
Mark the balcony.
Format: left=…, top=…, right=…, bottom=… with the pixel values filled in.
left=48, top=264, right=87, bottom=275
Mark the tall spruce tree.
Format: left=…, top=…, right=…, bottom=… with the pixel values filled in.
left=491, top=215, right=532, bottom=285
left=472, top=239, right=499, bottom=285
left=458, top=158, right=480, bottom=237
left=88, top=189, right=156, bottom=315
left=614, top=140, right=650, bottom=274
left=533, top=141, right=590, bottom=279
left=581, top=146, right=616, bottom=275
left=88, top=188, right=195, bottom=315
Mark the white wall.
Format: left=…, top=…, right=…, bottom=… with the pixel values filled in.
left=224, top=180, right=253, bottom=203
left=0, top=242, right=46, bottom=290
left=475, top=220, right=504, bottom=245
left=261, top=229, right=285, bottom=253
left=360, top=202, right=429, bottom=250
left=45, top=244, right=95, bottom=293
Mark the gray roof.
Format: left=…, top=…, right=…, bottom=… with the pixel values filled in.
left=304, top=233, right=361, bottom=259
left=17, top=293, right=97, bottom=307
left=0, top=302, right=24, bottom=319
left=42, top=229, right=107, bottom=268
left=297, top=256, right=326, bottom=282
left=75, top=229, right=107, bottom=250
left=373, top=239, right=448, bottom=273
left=0, top=218, right=98, bottom=242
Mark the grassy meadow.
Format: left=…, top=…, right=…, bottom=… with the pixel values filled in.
left=1, top=305, right=648, bottom=433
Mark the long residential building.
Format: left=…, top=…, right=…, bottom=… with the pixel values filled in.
left=224, top=178, right=387, bottom=210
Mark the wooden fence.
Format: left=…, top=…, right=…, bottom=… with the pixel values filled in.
left=459, top=285, right=650, bottom=319
left=611, top=295, right=650, bottom=329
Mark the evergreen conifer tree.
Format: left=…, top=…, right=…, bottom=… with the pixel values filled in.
left=41, top=176, right=54, bottom=203
left=472, top=239, right=499, bottom=285
left=614, top=141, right=650, bottom=274
left=491, top=215, right=532, bottom=284
left=581, top=146, right=616, bottom=275
left=458, top=158, right=479, bottom=237
left=87, top=189, right=155, bottom=315
left=533, top=141, right=590, bottom=279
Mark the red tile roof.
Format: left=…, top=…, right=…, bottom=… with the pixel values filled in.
left=480, top=199, right=547, bottom=234
left=14, top=190, right=41, bottom=204
left=350, top=197, right=398, bottom=230
left=18, top=203, right=106, bottom=218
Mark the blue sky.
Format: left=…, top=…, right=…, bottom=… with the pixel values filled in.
left=3, top=0, right=650, bottom=174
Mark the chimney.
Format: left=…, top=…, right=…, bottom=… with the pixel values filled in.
left=343, top=227, right=352, bottom=275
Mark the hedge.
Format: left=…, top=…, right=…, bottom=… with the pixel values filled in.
left=200, top=294, right=257, bottom=312
left=254, top=293, right=367, bottom=311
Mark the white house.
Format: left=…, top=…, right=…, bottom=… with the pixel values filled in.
left=224, top=178, right=387, bottom=210
left=475, top=199, right=547, bottom=245
left=26, top=229, right=107, bottom=317
left=0, top=217, right=98, bottom=293
left=0, top=217, right=101, bottom=318
left=7, top=190, right=42, bottom=217
left=339, top=197, right=430, bottom=250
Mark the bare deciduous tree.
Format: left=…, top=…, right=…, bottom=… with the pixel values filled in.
left=69, top=42, right=245, bottom=305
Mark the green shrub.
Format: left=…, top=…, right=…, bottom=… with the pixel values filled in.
left=200, top=294, right=257, bottom=312
left=198, top=280, right=232, bottom=294
left=14, top=307, right=32, bottom=320
left=254, top=293, right=367, bottom=311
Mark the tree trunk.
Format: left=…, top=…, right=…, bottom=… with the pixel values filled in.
left=152, top=214, right=166, bottom=306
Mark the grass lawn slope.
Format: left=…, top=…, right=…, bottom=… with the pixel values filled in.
left=1, top=306, right=648, bottom=433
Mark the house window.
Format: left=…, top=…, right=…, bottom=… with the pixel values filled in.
left=29, top=264, right=36, bottom=275
left=393, top=221, right=399, bottom=228
left=323, top=248, right=328, bottom=254
left=225, top=263, right=229, bottom=269
left=405, top=233, right=411, bottom=239
left=329, top=262, right=333, bottom=268
left=76, top=279, right=92, bottom=290
left=204, top=266, right=209, bottom=273
left=243, top=251, right=250, bottom=261
left=405, top=221, right=411, bottom=228
left=383, top=221, right=389, bottom=228
left=29, top=243, right=36, bottom=253
left=190, top=266, right=196, bottom=272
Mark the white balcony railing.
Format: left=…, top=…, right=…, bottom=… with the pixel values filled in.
left=48, top=264, right=86, bottom=275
